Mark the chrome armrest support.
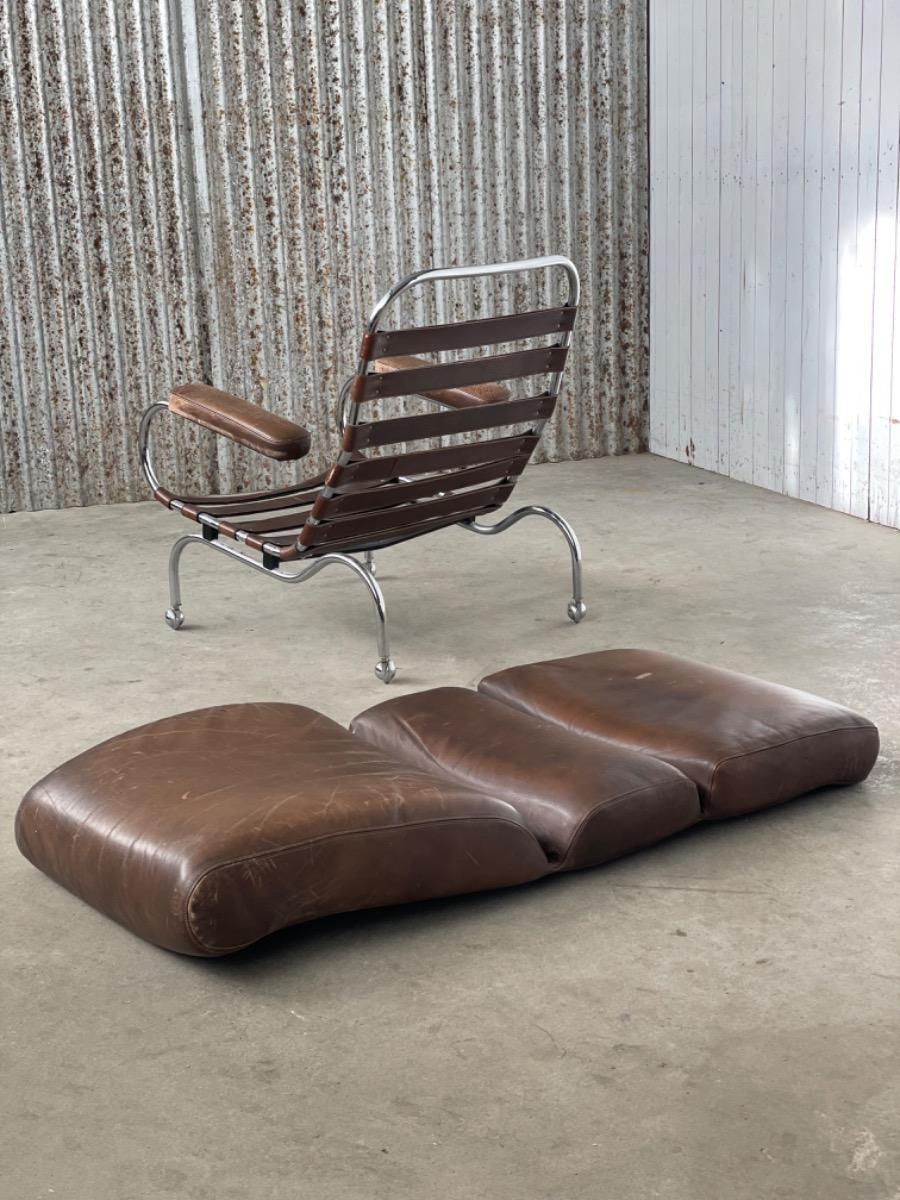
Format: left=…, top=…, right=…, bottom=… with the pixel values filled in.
left=139, top=402, right=171, bottom=496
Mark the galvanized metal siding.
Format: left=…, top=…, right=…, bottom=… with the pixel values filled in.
left=650, top=0, right=900, bottom=529
left=0, top=0, right=213, bottom=511
left=0, top=0, right=648, bottom=511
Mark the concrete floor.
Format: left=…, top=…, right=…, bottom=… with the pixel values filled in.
left=2, top=453, right=899, bottom=1200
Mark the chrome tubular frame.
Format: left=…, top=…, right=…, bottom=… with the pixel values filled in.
left=334, top=255, right=586, bottom=625
left=142, top=399, right=395, bottom=681
left=363, top=256, right=585, bottom=624
left=139, top=402, right=171, bottom=500
left=461, top=506, right=586, bottom=624
left=336, top=254, right=581, bottom=437
left=166, top=534, right=396, bottom=683
left=140, top=256, right=584, bottom=682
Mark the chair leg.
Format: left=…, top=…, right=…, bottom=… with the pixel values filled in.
left=461, top=504, right=586, bottom=623
left=328, top=553, right=394, bottom=682
left=162, top=533, right=397, bottom=682
left=165, top=533, right=202, bottom=629
left=363, top=549, right=376, bottom=577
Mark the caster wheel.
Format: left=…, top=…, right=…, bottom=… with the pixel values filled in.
left=165, top=606, right=185, bottom=631
left=374, top=658, right=397, bottom=684
left=567, top=599, right=587, bottom=625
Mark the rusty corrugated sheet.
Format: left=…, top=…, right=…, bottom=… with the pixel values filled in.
left=0, top=0, right=647, bottom=511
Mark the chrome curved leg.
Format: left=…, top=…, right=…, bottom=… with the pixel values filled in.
left=166, top=533, right=202, bottom=629
left=363, top=549, right=376, bottom=577
left=322, top=553, right=393, bottom=682
left=461, top=505, right=586, bottom=623
left=162, top=533, right=396, bottom=681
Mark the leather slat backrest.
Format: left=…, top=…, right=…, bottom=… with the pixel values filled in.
left=346, top=394, right=555, bottom=452
left=295, top=288, right=577, bottom=556
left=331, top=434, right=539, bottom=487
left=353, top=346, right=568, bottom=403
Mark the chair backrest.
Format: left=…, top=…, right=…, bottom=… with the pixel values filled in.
left=297, top=256, right=579, bottom=556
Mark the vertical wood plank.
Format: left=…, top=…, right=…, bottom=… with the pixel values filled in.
left=689, top=0, right=708, bottom=467
left=663, top=0, right=681, bottom=457
left=832, top=0, right=862, bottom=515
left=814, top=1, right=844, bottom=512
left=751, top=0, right=774, bottom=489
left=782, top=0, right=808, bottom=497
left=869, top=0, right=899, bottom=526
left=702, top=0, right=722, bottom=472
left=798, top=0, right=826, bottom=502
left=731, top=0, right=758, bottom=484
left=849, top=0, right=884, bottom=519
left=717, top=0, right=741, bottom=477
left=649, top=0, right=665, bottom=453
left=676, top=0, right=693, bottom=460
left=767, top=0, right=791, bottom=495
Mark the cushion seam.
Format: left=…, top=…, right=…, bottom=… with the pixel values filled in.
left=557, top=778, right=699, bottom=870
left=707, top=722, right=879, bottom=797
left=184, top=813, right=545, bottom=954
left=352, top=714, right=698, bottom=866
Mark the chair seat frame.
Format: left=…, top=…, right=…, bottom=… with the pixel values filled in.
left=140, top=255, right=585, bottom=682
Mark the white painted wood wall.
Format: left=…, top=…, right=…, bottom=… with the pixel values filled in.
left=649, top=0, right=900, bottom=528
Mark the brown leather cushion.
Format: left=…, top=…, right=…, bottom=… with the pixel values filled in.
left=15, top=704, right=548, bottom=957
left=169, top=383, right=311, bottom=460
left=479, top=650, right=880, bottom=819
left=351, top=688, right=701, bottom=870
left=15, top=654, right=879, bottom=957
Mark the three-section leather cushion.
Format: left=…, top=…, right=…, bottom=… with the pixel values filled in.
left=15, top=703, right=548, bottom=957
left=480, top=650, right=880, bottom=819
left=351, top=688, right=701, bottom=870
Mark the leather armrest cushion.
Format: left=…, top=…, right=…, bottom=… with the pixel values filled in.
left=168, top=383, right=311, bottom=461
left=371, top=356, right=511, bottom=409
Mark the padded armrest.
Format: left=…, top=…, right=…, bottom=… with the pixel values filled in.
left=168, top=383, right=311, bottom=461
left=371, top=355, right=511, bottom=409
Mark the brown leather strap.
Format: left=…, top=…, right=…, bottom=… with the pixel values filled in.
left=190, top=486, right=324, bottom=517
left=355, top=346, right=568, bottom=402
left=302, top=507, right=503, bottom=556
left=332, top=434, right=538, bottom=487
left=218, top=507, right=315, bottom=536
left=310, top=458, right=527, bottom=523
left=347, top=394, right=555, bottom=451
left=365, top=305, right=577, bottom=358
left=371, top=356, right=511, bottom=409
left=172, top=470, right=331, bottom=507
left=299, top=483, right=515, bottom=547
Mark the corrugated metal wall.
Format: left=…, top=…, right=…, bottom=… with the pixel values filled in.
left=649, top=0, right=900, bottom=529
left=0, top=0, right=648, bottom=512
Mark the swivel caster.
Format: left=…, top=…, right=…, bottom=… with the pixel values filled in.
left=567, top=599, right=587, bottom=624
left=374, top=658, right=397, bottom=684
left=165, top=606, right=185, bottom=631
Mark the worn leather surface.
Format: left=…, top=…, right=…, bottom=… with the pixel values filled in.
left=15, top=704, right=548, bottom=956
left=480, top=650, right=880, bottom=818
left=371, top=355, right=511, bottom=409
left=169, top=383, right=311, bottom=460
left=16, top=654, right=880, bottom=956
left=351, top=688, right=701, bottom=870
